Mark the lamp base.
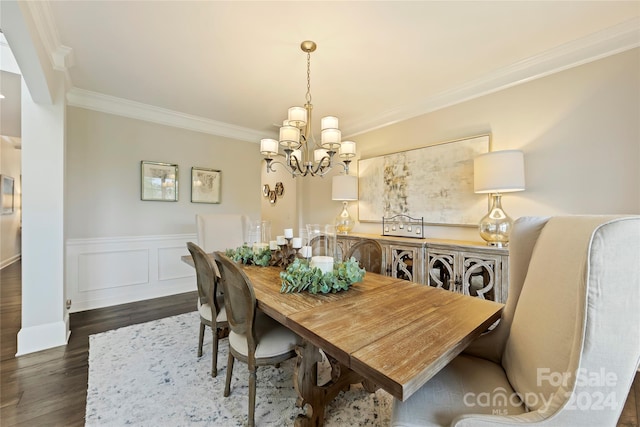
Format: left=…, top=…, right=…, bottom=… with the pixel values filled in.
left=478, top=193, right=513, bottom=247
left=335, top=201, right=355, bottom=235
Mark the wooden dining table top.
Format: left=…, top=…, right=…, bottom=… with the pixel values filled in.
left=235, top=263, right=504, bottom=402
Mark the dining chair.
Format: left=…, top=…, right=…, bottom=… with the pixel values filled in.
left=214, top=252, right=301, bottom=427
left=391, top=215, right=640, bottom=426
left=186, top=242, right=228, bottom=378
left=345, top=239, right=383, bottom=274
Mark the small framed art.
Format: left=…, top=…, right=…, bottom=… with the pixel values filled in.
left=1, top=175, right=15, bottom=214
left=191, top=167, right=221, bottom=204
left=140, top=161, right=178, bottom=201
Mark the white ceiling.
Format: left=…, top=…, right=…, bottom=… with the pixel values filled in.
left=4, top=1, right=640, bottom=142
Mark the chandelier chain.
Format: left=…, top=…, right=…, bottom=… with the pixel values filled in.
left=306, top=52, right=312, bottom=105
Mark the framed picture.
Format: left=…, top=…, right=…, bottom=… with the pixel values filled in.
left=140, top=161, right=178, bottom=201
left=358, top=134, right=490, bottom=226
left=191, top=167, right=221, bottom=204
left=1, top=175, right=14, bottom=214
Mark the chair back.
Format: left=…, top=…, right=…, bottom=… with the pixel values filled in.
left=345, top=239, right=383, bottom=274
left=196, top=214, right=248, bottom=252
left=500, top=216, right=640, bottom=424
left=187, top=242, right=222, bottom=315
left=214, top=252, right=257, bottom=349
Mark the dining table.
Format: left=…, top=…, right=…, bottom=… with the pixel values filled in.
left=182, top=254, right=504, bottom=427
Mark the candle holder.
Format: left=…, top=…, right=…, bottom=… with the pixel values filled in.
left=270, top=237, right=304, bottom=269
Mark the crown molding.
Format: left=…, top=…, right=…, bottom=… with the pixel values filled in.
left=66, top=88, right=266, bottom=143
left=344, top=17, right=640, bottom=137
left=23, top=1, right=74, bottom=85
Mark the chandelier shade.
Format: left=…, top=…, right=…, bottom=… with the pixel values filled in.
left=261, top=41, right=356, bottom=178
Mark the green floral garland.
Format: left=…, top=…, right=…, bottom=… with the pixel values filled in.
left=280, top=257, right=365, bottom=294
left=224, top=245, right=365, bottom=294
left=225, top=245, right=272, bottom=267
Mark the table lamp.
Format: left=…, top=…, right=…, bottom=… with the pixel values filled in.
left=332, top=174, right=358, bottom=234
left=473, top=150, right=525, bottom=247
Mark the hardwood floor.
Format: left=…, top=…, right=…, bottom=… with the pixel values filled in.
left=0, top=260, right=197, bottom=426
left=0, top=259, right=638, bottom=426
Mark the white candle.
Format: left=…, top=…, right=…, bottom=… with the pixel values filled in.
left=291, top=237, right=302, bottom=248
left=253, top=242, right=268, bottom=254
left=301, top=246, right=312, bottom=258
left=276, top=235, right=286, bottom=245
left=269, top=240, right=278, bottom=250
left=310, top=256, right=334, bottom=274
left=284, top=228, right=294, bottom=238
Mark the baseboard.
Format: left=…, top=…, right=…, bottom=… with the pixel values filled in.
left=1, top=253, right=21, bottom=270
left=16, top=320, right=68, bottom=356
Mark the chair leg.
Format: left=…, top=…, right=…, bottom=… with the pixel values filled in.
left=211, top=327, right=218, bottom=377
left=248, top=365, right=256, bottom=427
left=197, top=323, right=205, bottom=357
left=224, top=351, right=234, bottom=397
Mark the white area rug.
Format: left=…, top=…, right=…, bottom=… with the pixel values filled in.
left=86, top=312, right=393, bottom=426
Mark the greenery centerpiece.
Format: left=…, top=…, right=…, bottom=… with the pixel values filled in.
left=224, top=245, right=365, bottom=294
left=279, top=257, right=365, bottom=294
left=225, top=245, right=272, bottom=267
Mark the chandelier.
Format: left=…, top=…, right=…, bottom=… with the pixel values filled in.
left=260, top=41, right=356, bottom=177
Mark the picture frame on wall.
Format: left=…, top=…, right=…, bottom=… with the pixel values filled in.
left=140, top=161, right=178, bottom=201
left=1, top=175, right=14, bottom=214
left=191, top=167, right=221, bottom=204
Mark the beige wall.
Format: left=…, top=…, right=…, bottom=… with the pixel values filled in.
left=296, top=48, right=640, bottom=241
left=0, top=137, right=21, bottom=267
left=65, top=107, right=262, bottom=239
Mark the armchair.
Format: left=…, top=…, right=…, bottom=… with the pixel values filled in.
left=391, top=215, right=640, bottom=426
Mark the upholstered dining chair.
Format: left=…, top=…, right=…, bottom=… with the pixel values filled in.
left=391, top=215, right=640, bottom=427
left=214, top=252, right=301, bottom=427
left=186, top=242, right=228, bottom=378
left=345, top=239, right=383, bottom=274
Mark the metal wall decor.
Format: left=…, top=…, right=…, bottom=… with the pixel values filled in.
left=263, top=182, right=284, bottom=204
left=382, top=214, right=424, bottom=238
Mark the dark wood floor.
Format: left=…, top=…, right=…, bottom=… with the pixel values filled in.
left=0, top=260, right=197, bottom=426
left=0, top=259, right=638, bottom=426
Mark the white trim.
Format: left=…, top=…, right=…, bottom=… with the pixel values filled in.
left=66, top=88, right=266, bottom=143
left=66, top=234, right=198, bottom=313
left=1, top=253, right=21, bottom=270
left=16, top=319, right=69, bottom=356
left=344, top=17, right=640, bottom=137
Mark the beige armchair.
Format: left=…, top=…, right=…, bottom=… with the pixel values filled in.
left=391, top=215, right=640, bottom=426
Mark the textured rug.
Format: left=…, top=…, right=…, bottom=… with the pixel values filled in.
left=86, top=311, right=393, bottom=426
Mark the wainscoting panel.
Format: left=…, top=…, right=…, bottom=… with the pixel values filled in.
left=66, top=234, right=197, bottom=313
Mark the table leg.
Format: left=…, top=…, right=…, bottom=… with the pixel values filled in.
left=293, top=341, right=363, bottom=427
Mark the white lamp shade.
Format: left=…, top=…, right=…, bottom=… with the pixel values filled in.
left=279, top=125, right=301, bottom=148
left=321, top=116, right=339, bottom=130
left=339, top=140, right=356, bottom=158
left=260, top=138, right=278, bottom=156
left=332, top=175, right=358, bottom=201
left=321, top=128, right=341, bottom=149
left=287, top=106, right=307, bottom=126
left=314, top=149, right=328, bottom=163
left=474, top=150, right=525, bottom=193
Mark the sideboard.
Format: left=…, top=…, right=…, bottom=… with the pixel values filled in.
left=336, top=233, right=509, bottom=303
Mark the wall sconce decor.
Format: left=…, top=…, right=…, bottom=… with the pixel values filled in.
left=263, top=182, right=284, bottom=204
